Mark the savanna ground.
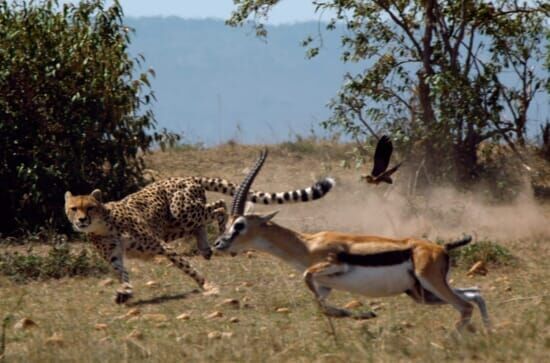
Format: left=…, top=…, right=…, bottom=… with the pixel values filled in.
left=1, top=141, right=549, bottom=362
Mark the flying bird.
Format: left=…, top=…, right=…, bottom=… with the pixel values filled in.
left=362, top=135, right=402, bottom=185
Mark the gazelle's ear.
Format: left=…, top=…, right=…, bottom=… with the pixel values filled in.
left=64, top=191, right=72, bottom=202
left=244, top=201, right=254, bottom=215
left=90, top=189, right=102, bottom=202
left=259, top=211, right=279, bottom=224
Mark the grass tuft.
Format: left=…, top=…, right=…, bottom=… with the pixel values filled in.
left=0, top=243, right=108, bottom=283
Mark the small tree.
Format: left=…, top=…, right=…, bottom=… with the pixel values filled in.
left=0, top=0, right=174, bottom=235
left=228, top=0, right=550, bottom=185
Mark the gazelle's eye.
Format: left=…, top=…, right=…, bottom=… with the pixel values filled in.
left=233, top=222, right=245, bottom=232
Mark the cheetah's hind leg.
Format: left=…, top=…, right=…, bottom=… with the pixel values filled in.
left=159, top=242, right=219, bottom=296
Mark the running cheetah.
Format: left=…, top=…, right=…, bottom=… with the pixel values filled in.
left=65, top=176, right=335, bottom=303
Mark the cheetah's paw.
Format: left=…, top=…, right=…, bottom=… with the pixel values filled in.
left=199, top=246, right=213, bottom=260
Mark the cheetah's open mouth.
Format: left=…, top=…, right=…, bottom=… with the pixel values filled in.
left=74, top=221, right=90, bottom=229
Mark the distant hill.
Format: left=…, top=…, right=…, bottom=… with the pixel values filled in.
left=126, top=17, right=548, bottom=145
left=126, top=17, right=360, bottom=145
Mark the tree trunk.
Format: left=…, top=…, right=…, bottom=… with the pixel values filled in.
left=455, top=133, right=480, bottom=183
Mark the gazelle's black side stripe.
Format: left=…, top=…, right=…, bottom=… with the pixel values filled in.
left=337, top=248, right=412, bottom=267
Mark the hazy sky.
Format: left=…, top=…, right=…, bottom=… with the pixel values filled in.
left=105, top=0, right=323, bottom=23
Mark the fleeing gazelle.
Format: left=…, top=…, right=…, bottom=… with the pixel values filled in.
left=214, top=149, right=491, bottom=331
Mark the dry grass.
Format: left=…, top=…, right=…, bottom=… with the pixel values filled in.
left=1, top=142, right=549, bottom=362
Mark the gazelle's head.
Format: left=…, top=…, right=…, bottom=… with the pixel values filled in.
left=214, top=148, right=275, bottom=254
left=214, top=211, right=278, bottom=253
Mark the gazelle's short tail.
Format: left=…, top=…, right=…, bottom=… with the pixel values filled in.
left=195, top=177, right=335, bottom=205
left=444, top=235, right=473, bottom=251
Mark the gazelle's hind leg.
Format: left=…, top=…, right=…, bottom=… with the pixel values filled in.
left=454, top=288, right=491, bottom=329
left=407, top=286, right=491, bottom=330
left=415, top=275, right=473, bottom=331
left=303, top=261, right=376, bottom=320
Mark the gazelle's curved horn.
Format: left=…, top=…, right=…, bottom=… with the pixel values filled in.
left=231, top=149, right=268, bottom=216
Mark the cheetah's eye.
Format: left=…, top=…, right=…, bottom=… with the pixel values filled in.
left=71, top=207, right=77, bottom=212
left=233, top=222, right=245, bottom=232
left=87, top=206, right=95, bottom=212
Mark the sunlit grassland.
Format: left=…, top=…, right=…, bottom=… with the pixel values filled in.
left=1, top=236, right=549, bottom=362
left=1, top=143, right=549, bottom=362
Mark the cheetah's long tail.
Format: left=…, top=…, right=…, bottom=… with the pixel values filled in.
left=194, top=177, right=335, bottom=205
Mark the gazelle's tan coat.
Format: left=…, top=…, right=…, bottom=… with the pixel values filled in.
left=216, top=215, right=490, bottom=330
left=214, top=148, right=490, bottom=331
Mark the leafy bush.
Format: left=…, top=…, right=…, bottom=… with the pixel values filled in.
left=0, top=0, right=177, bottom=235
left=448, top=240, right=515, bottom=267
left=0, top=243, right=109, bottom=283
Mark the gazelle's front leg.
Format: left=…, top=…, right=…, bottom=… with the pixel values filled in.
left=304, top=261, right=376, bottom=320
left=91, top=236, right=133, bottom=304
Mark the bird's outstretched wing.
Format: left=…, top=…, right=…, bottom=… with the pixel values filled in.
left=371, top=135, right=392, bottom=177
left=378, top=162, right=402, bottom=183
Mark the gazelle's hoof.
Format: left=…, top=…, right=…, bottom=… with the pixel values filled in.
left=115, top=291, right=133, bottom=304
left=454, top=321, right=476, bottom=335
left=323, top=306, right=352, bottom=318
left=354, top=311, right=377, bottom=320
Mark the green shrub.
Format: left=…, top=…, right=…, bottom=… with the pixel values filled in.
left=0, top=0, right=177, bottom=235
left=448, top=239, right=516, bottom=267
left=0, top=243, right=109, bottom=283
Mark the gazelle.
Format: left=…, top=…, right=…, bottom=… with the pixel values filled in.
left=214, top=150, right=491, bottom=331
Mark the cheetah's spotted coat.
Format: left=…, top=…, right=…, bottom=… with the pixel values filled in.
left=65, top=176, right=335, bottom=303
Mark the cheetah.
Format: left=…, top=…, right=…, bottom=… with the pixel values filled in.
left=65, top=176, right=335, bottom=303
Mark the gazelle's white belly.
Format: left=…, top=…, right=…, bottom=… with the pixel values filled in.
left=317, top=261, right=415, bottom=297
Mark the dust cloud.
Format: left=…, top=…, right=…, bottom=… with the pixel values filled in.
left=272, top=180, right=549, bottom=241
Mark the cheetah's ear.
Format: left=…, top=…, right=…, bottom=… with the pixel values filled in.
left=64, top=191, right=72, bottom=202
left=90, top=189, right=102, bottom=202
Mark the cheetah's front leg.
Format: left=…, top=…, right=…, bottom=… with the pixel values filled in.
left=110, top=249, right=133, bottom=304
left=91, top=236, right=133, bottom=304
left=196, top=199, right=227, bottom=260
left=205, top=199, right=227, bottom=234
left=193, top=227, right=213, bottom=260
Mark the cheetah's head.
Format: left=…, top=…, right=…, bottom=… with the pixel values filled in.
left=64, top=189, right=106, bottom=233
